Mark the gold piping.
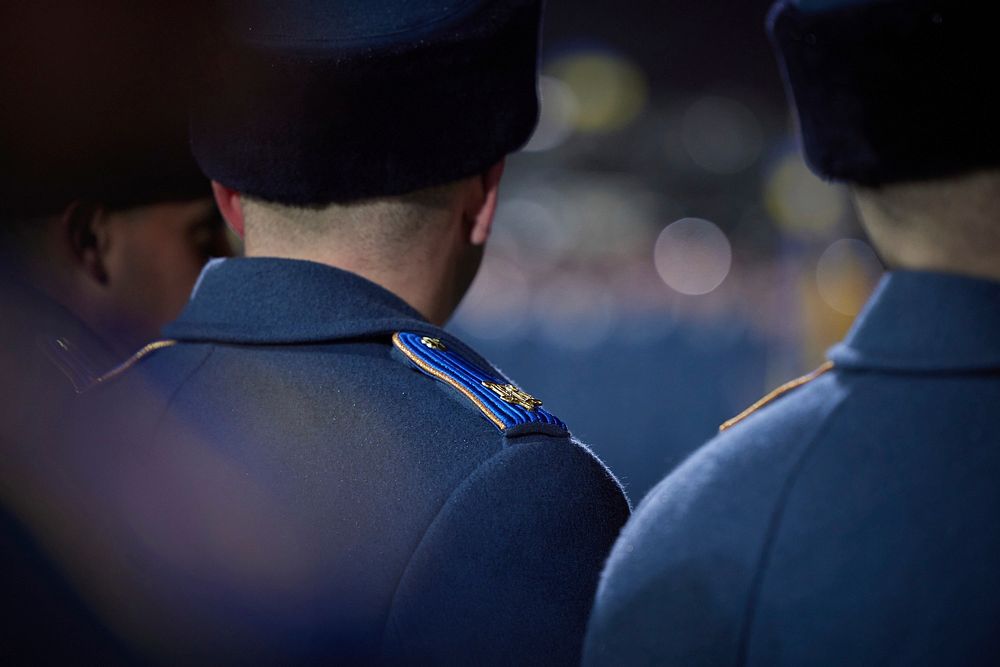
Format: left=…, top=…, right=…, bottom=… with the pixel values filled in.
left=84, top=339, right=179, bottom=392
left=392, top=332, right=507, bottom=431
left=720, top=360, right=835, bottom=432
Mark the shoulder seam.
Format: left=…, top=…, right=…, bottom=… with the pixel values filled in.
left=735, top=390, right=853, bottom=665
left=150, top=345, right=217, bottom=435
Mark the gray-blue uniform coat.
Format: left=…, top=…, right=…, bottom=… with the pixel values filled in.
left=583, top=270, right=1000, bottom=666
left=78, top=257, right=629, bottom=665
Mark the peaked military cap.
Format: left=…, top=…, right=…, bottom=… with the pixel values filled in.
left=768, top=0, right=1000, bottom=185
left=0, top=1, right=210, bottom=220
left=190, top=0, right=543, bottom=205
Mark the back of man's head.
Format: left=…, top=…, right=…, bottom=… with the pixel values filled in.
left=0, top=1, right=226, bottom=357
left=768, top=0, right=1000, bottom=278
left=193, top=1, right=541, bottom=323
left=0, top=0, right=210, bottom=221
left=0, top=0, right=216, bottom=269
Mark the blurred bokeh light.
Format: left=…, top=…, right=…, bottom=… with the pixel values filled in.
left=766, top=153, right=848, bottom=236
left=654, top=218, right=732, bottom=296
left=524, top=76, right=580, bottom=153
left=534, top=275, right=618, bottom=349
left=450, top=0, right=882, bottom=501
left=816, top=239, right=883, bottom=316
left=681, top=97, right=764, bottom=175
left=545, top=50, right=649, bottom=133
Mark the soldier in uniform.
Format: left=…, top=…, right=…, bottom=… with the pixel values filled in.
left=71, top=0, right=630, bottom=664
left=0, top=1, right=231, bottom=368
left=0, top=3, right=227, bottom=663
left=584, top=0, right=1000, bottom=665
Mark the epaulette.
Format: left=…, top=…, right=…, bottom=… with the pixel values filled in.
left=720, top=361, right=835, bottom=432
left=392, top=331, right=568, bottom=437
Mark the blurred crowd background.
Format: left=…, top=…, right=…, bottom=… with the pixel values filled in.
left=448, top=0, right=884, bottom=501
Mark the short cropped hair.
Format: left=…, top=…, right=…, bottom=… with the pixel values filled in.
left=242, top=182, right=462, bottom=257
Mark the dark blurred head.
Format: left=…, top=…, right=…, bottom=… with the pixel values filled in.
left=0, top=1, right=214, bottom=217
left=768, top=0, right=1000, bottom=279
left=3, top=201, right=231, bottom=358
left=0, top=1, right=232, bottom=354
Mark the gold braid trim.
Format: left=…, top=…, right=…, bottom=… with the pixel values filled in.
left=392, top=333, right=507, bottom=431
left=82, top=339, right=179, bottom=393
left=720, top=361, right=835, bottom=432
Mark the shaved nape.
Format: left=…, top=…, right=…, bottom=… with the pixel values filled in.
left=241, top=181, right=464, bottom=259
left=853, top=169, right=1000, bottom=278
left=855, top=170, right=1000, bottom=239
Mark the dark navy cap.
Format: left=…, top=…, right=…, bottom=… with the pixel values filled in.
left=0, top=1, right=211, bottom=220
left=190, top=0, right=544, bottom=205
left=768, top=0, right=999, bottom=185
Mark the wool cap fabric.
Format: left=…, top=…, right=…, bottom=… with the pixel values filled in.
left=190, top=0, right=544, bottom=205
left=0, top=1, right=210, bottom=220
left=768, top=0, right=999, bottom=185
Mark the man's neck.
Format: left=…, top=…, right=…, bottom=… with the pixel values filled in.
left=854, top=176, right=1000, bottom=283
left=244, top=247, right=455, bottom=325
left=885, top=253, right=1000, bottom=284
left=861, top=223, right=1000, bottom=284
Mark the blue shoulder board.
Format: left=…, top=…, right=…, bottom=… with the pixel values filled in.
left=392, top=331, right=568, bottom=436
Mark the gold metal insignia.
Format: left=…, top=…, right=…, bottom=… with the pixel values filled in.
left=421, top=336, right=447, bottom=351
left=482, top=381, right=543, bottom=411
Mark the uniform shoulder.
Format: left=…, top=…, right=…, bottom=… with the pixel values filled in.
left=385, top=432, right=628, bottom=665
left=584, top=366, right=848, bottom=664
left=80, top=340, right=215, bottom=411
left=607, top=363, right=850, bottom=594
left=389, top=329, right=625, bottom=508
left=719, top=361, right=835, bottom=433
left=390, top=330, right=570, bottom=440
left=650, top=363, right=848, bottom=513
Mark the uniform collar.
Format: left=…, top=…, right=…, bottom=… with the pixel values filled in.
left=828, top=270, right=1000, bottom=372
left=1, top=264, right=121, bottom=388
left=164, top=257, right=436, bottom=344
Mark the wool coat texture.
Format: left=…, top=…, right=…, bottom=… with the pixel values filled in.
left=81, top=257, right=630, bottom=665
left=584, top=270, right=1000, bottom=666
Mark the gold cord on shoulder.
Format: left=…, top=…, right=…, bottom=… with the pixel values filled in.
left=720, top=360, right=835, bottom=432
left=392, top=332, right=507, bottom=431
left=82, top=339, right=179, bottom=393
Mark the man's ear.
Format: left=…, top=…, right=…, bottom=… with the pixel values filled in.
left=211, top=181, right=246, bottom=238
left=466, top=160, right=505, bottom=246
left=63, top=201, right=111, bottom=286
